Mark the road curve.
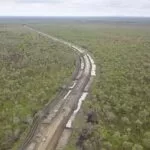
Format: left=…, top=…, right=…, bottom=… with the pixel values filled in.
left=20, top=25, right=96, bottom=150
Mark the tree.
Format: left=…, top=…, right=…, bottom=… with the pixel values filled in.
left=132, top=144, right=143, bottom=150
left=122, top=141, right=133, bottom=150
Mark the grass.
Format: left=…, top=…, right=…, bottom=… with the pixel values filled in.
left=0, top=24, right=75, bottom=150
left=32, top=19, right=150, bottom=150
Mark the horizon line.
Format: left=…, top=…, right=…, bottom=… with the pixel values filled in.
left=0, top=16, right=150, bottom=18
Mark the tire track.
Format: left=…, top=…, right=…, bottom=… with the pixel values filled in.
left=19, top=25, right=96, bottom=150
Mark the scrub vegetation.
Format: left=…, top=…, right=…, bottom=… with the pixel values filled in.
left=0, top=24, right=75, bottom=150
left=34, top=18, right=150, bottom=150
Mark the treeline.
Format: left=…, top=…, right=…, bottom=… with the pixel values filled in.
left=0, top=25, right=75, bottom=150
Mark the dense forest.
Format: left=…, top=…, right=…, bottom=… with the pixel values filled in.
left=34, top=20, right=150, bottom=150
left=0, top=24, right=75, bottom=150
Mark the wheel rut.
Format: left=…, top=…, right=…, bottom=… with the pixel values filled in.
left=19, top=25, right=96, bottom=150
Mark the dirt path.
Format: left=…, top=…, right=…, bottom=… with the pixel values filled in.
left=19, top=25, right=96, bottom=150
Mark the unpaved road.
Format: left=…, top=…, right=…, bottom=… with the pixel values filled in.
left=20, top=25, right=96, bottom=150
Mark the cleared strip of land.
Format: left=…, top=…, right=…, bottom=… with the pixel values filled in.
left=18, top=25, right=96, bottom=150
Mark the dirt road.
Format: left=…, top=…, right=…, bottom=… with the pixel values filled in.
left=19, top=25, right=96, bottom=150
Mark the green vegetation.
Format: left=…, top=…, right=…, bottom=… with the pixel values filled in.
left=34, top=19, right=150, bottom=150
left=0, top=24, right=75, bottom=150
